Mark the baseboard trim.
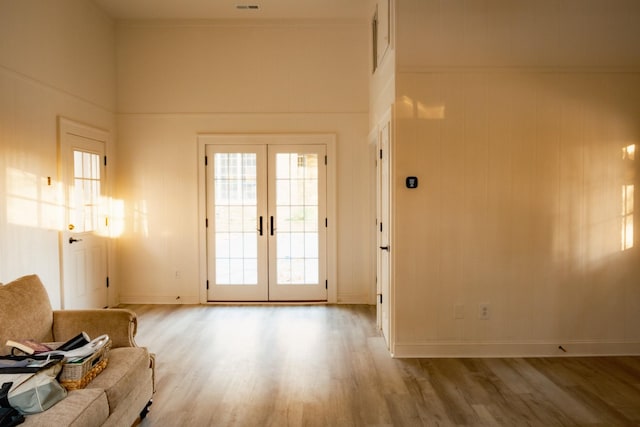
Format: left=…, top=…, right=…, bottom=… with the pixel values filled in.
left=119, top=295, right=199, bottom=305
left=392, top=341, right=640, bottom=358
left=337, top=293, right=370, bottom=304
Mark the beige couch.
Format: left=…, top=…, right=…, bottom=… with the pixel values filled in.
left=0, top=275, right=154, bottom=426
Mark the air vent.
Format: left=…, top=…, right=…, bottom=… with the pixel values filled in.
left=236, top=4, right=260, bottom=10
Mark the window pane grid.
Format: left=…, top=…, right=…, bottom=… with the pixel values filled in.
left=275, top=153, right=319, bottom=285
left=72, top=151, right=101, bottom=233
left=214, top=153, right=258, bottom=285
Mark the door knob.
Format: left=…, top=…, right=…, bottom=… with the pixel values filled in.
left=69, top=237, right=83, bottom=244
left=379, top=245, right=390, bottom=251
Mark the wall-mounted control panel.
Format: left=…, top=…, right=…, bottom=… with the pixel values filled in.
left=406, top=176, right=418, bottom=189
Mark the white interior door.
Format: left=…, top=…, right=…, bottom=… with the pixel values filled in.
left=59, top=118, right=109, bottom=309
left=377, top=119, right=391, bottom=347
left=206, top=143, right=327, bottom=301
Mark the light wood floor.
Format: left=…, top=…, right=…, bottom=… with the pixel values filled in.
left=126, top=304, right=640, bottom=426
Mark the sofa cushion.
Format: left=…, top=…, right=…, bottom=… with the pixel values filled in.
left=86, top=347, right=151, bottom=414
left=22, top=388, right=109, bottom=427
left=0, top=275, right=54, bottom=355
left=101, top=369, right=153, bottom=427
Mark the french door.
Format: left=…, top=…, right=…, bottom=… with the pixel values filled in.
left=205, top=143, right=327, bottom=301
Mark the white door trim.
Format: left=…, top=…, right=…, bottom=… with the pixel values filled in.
left=198, top=134, right=337, bottom=304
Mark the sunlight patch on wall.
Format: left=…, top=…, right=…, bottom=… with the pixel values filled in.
left=107, top=198, right=125, bottom=238
left=621, top=144, right=635, bottom=251
left=396, top=95, right=445, bottom=120
left=5, top=167, right=125, bottom=238
left=6, top=167, right=64, bottom=230
left=91, top=195, right=126, bottom=238
left=417, top=102, right=445, bottom=120
left=621, top=184, right=634, bottom=250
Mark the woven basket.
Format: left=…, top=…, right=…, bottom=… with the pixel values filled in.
left=58, top=340, right=111, bottom=390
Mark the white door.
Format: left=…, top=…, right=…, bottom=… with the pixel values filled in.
left=267, top=145, right=327, bottom=301
left=206, top=144, right=327, bottom=301
left=377, top=118, right=391, bottom=347
left=59, top=118, right=109, bottom=309
left=206, top=145, right=268, bottom=301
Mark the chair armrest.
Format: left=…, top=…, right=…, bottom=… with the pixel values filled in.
left=52, top=309, right=138, bottom=348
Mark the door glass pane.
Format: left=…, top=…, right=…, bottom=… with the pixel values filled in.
left=275, top=153, right=319, bottom=285
left=71, top=150, right=101, bottom=233
left=214, top=153, right=258, bottom=285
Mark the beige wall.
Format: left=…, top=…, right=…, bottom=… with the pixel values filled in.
left=392, top=0, right=640, bottom=356
left=0, top=0, right=116, bottom=307
left=115, top=20, right=372, bottom=303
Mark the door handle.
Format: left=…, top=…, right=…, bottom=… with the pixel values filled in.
left=270, top=216, right=275, bottom=236
left=379, top=245, right=390, bottom=251
left=258, top=216, right=263, bottom=236
left=69, top=237, right=83, bottom=244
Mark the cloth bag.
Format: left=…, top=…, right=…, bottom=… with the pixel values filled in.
left=0, top=362, right=66, bottom=415
left=0, top=407, right=24, bottom=427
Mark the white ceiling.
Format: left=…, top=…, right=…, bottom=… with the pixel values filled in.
left=93, top=0, right=372, bottom=21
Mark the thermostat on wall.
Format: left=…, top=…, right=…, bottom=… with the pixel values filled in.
left=406, top=176, right=418, bottom=189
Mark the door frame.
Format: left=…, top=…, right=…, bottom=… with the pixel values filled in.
left=375, top=108, right=394, bottom=353
left=57, top=117, right=112, bottom=309
left=197, top=134, right=337, bottom=304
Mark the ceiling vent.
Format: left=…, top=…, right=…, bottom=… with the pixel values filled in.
left=236, top=4, right=260, bottom=10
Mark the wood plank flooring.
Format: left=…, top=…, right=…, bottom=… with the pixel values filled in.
left=126, top=304, right=640, bottom=426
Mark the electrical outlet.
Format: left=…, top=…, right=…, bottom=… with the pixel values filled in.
left=478, top=303, right=490, bottom=320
